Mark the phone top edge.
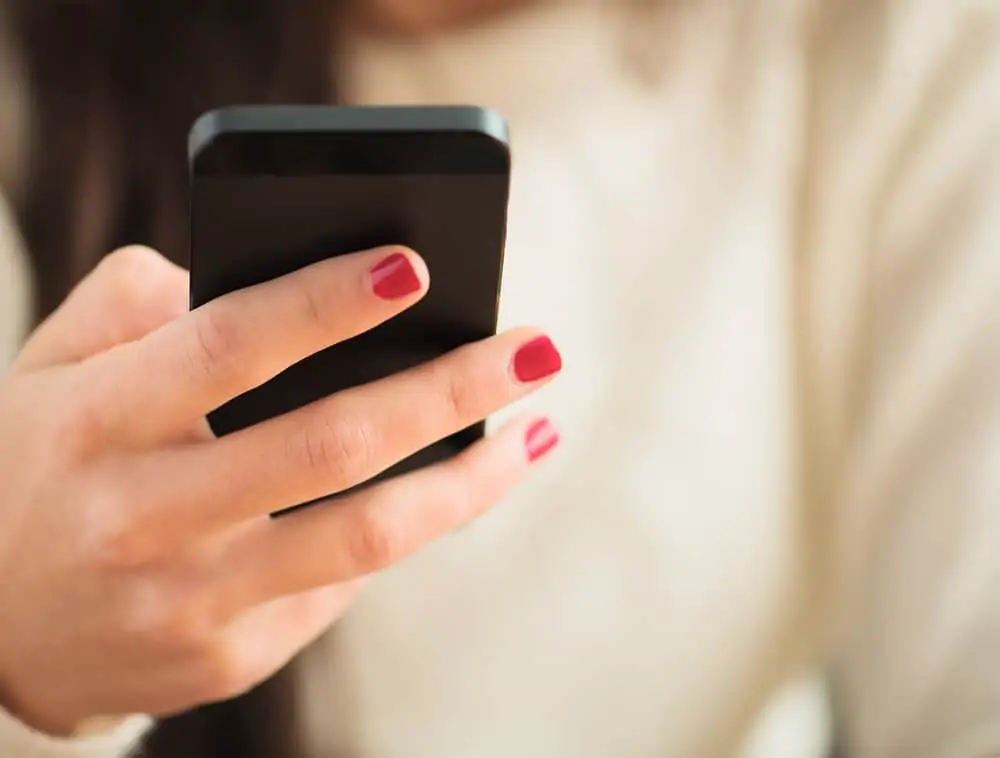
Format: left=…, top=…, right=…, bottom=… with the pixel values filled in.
left=188, top=105, right=510, bottom=164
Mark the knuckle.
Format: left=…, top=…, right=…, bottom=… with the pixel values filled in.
left=159, top=610, right=213, bottom=654
left=196, top=640, right=265, bottom=704
left=189, top=306, right=244, bottom=384
left=126, top=588, right=214, bottom=652
left=81, top=491, right=160, bottom=571
left=294, top=276, right=334, bottom=334
left=98, top=246, right=161, bottom=306
left=300, top=412, right=379, bottom=486
left=50, top=390, right=107, bottom=461
left=348, top=505, right=408, bottom=572
left=435, top=364, right=479, bottom=423
left=87, top=513, right=158, bottom=571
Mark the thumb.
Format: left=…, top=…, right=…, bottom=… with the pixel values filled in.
left=16, top=246, right=188, bottom=372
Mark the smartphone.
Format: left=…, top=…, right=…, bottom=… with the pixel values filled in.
left=188, top=105, right=510, bottom=511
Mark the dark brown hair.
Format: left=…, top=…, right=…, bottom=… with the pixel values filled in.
left=6, top=0, right=338, bottom=321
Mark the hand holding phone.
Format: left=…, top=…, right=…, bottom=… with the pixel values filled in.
left=189, top=105, right=520, bottom=510
left=0, top=106, right=565, bottom=734
left=0, top=238, right=561, bottom=734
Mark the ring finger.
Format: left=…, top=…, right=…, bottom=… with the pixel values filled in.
left=210, top=413, right=560, bottom=617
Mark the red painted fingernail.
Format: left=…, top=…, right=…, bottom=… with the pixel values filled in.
left=513, top=336, right=562, bottom=383
left=371, top=252, right=422, bottom=300
left=526, top=418, right=560, bottom=463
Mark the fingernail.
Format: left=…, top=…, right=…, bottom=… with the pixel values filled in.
left=526, top=418, right=560, bottom=463
left=371, top=252, right=422, bottom=300
left=513, top=335, right=562, bottom=383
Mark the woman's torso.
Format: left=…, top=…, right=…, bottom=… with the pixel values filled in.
left=294, top=4, right=819, bottom=757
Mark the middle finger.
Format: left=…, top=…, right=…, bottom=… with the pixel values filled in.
left=132, top=327, right=562, bottom=541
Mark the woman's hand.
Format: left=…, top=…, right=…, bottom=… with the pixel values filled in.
left=0, top=245, right=561, bottom=736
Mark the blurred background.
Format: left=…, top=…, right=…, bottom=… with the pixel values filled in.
left=1, top=2, right=999, bottom=757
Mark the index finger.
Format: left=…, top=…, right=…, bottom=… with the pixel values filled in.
left=91, top=245, right=427, bottom=443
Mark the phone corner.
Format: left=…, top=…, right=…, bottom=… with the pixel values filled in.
left=471, top=106, right=511, bottom=151
left=188, top=108, right=232, bottom=166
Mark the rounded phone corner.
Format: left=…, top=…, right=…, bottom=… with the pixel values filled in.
left=470, top=106, right=511, bottom=149
left=188, top=108, right=235, bottom=168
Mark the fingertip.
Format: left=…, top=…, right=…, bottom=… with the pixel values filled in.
left=447, top=414, right=560, bottom=522
left=369, top=246, right=429, bottom=301
left=511, top=333, right=563, bottom=385
left=396, top=246, right=430, bottom=287
left=490, top=413, right=561, bottom=469
left=524, top=416, right=561, bottom=463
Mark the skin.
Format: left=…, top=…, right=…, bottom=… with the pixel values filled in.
left=346, top=0, right=543, bottom=33
left=0, top=245, right=560, bottom=734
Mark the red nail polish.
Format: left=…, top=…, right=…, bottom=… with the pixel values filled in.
left=526, top=418, right=560, bottom=463
left=513, top=336, right=562, bottom=383
left=371, top=252, right=422, bottom=300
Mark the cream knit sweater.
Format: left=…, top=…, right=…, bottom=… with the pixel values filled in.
left=2, top=1, right=1000, bottom=756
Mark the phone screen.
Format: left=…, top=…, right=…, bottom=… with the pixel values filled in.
left=191, top=169, right=508, bottom=506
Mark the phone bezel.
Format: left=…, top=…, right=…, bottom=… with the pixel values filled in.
left=189, top=105, right=511, bottom=177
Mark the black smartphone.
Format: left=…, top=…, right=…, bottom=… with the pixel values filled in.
left=188, top=105, right=511, bottom=511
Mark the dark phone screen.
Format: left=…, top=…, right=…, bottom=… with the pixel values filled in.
left=190, top=173, right=508, bottom=508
